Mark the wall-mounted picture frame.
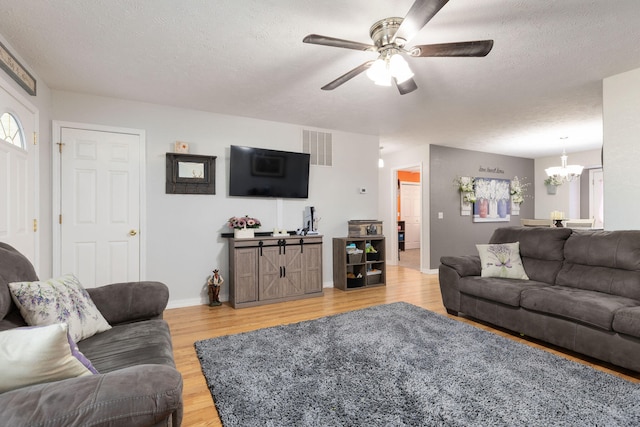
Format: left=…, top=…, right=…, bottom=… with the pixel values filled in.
left=472, top=177, right=511, bottom=223
left=166, top=153, right=216, bottom=194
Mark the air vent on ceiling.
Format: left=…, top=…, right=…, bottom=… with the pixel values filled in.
left=303, top=130, right=332, bottom=166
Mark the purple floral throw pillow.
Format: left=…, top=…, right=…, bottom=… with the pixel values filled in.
left=9, top=274, right=111, bottom=342
left=476, top=242, right=529, bottom=280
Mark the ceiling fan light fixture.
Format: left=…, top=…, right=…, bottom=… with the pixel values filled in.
left=389, top=53, right=414, bottom=83
left=366, top=58, right=392, bottom=86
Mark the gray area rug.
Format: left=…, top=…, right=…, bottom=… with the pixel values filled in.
left=195, top=302, right=640, bottom=426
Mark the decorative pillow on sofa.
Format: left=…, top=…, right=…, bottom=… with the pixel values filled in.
left=476, top=242, right=529, bottom=280
left=0, top=323, right=97, bottom=393
left=9, top=274, right=111, bottom=342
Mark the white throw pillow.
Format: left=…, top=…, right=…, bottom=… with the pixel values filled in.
left=476, top=242, right=529, bottom=280
left=9, top=273, right=111, bottom=342
left=0, top=323, right=95, bottom=393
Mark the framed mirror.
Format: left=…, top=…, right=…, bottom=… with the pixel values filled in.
left=166, top=153, right=216, bottom=194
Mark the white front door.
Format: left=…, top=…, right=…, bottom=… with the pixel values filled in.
left=0, top=79, right=38, bottom=266
left=55, top=124, right=143, bottom=287
left=400, top=182, right=421, bottom=250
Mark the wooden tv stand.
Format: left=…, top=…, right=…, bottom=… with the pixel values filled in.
left=228, top=235, right=323, bottom=308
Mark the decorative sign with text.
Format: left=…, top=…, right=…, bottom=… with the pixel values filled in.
left=0, top=40, right=36, bottom=96
left=478, top=166, right=504, bottom=174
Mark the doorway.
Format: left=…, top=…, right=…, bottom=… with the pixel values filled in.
left=52, top=122, right=146, bottom=287
left=397, top=168, right=421, bottom=271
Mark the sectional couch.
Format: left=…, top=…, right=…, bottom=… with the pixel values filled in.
left=439, top=226, right=640, bottom=372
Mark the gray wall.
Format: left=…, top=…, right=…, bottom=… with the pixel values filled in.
left=429, top=145, right=535, bottom=266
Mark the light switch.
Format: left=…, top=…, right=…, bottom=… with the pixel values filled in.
left=438, top=212, right=444, bottom=219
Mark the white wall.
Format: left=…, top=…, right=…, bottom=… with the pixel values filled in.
left=51, top=91, right=379, bottom=307
left=534, top=149, right=601, bottom=220
left=603, top=67, right=640, bottom=230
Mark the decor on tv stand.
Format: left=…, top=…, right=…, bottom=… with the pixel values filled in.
left=454, top=176, right=476, bottom=216
left=544, top=175, right=563, bottom=195
left=228, top=215, right=261, bottom=239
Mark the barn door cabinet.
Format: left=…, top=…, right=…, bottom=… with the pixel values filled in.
left=228, top=235, right=323, bottom=308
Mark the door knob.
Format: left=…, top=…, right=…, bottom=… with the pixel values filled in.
left=128, top=230, right=138, bottom=236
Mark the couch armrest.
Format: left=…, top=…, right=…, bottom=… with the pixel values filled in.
left=438, top=256, right=481, bottom=315
left=440, top=255, right=481, bottom=277
left=87, top=281, right=169, bottom=325
left=0, top=364, right=182, bottom=427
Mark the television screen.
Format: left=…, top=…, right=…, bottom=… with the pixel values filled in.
left=229, top=145, right=310, bottom=198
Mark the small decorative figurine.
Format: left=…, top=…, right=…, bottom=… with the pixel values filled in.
left=207, top=269, right=224, bottom=307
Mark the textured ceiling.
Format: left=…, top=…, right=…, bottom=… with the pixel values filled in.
left=1, top=0, right=639, bottom=158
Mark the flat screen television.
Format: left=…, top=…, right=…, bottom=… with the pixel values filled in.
left=229, top=145, right=310, bottom=198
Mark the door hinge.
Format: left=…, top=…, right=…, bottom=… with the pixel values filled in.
left=33, top=132, right=37, bottom=145
left=56, top=142, right=65, bottom=153
left=33, top=219, right=37, bottom=232
left=59, top=214, right=62, bottom=225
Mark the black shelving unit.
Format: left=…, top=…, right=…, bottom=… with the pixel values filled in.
left=398, top=221, right=405, bottom=258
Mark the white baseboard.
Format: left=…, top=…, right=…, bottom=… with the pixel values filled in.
left=167, top=297, right=208, bottom=309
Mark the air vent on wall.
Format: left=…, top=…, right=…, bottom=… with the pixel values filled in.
left=303, top=130, right=332, bottom=166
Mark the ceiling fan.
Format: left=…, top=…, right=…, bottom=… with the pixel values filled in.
left=303, top=0, right=494, bottom=95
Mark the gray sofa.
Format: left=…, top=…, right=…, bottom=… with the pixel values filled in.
left=0, top=243, right=183, bottom=426
left=439, top=226, right=640, bottom=372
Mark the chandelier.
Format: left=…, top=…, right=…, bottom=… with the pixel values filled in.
left=545, top=149, right=584, bottom=183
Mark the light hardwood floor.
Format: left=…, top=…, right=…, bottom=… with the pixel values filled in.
left=164, top=265, right=640, bottom=426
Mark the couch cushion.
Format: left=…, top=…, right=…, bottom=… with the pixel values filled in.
left=612, top=307, right=640, bottom=339
left=521, top=286, right=640, bottom=331
left=0, top=243, right=38, bottom=321
left=557, top=230, right=640, bottom=300
left=459, top=276, right=550, bottom=307
left=77, top=319, right=175, bottom=373
left=489, top=227, right=572, bottom=283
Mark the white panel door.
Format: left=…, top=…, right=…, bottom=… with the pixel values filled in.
left=59, top=127, right=140, bottom=287
left=400, top=182, right=421, bottom=250
left=0, top=81, right=38, bottom=264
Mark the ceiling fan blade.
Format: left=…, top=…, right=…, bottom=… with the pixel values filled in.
left=392, top=0, right=449, bottom=45
left=321, top=61, right=374, bottom=91
left=303, top=34, right=376, bottom=52
left=394, top=77, right=418, bottom=95
left=410, top=40, right=494, bottom=57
